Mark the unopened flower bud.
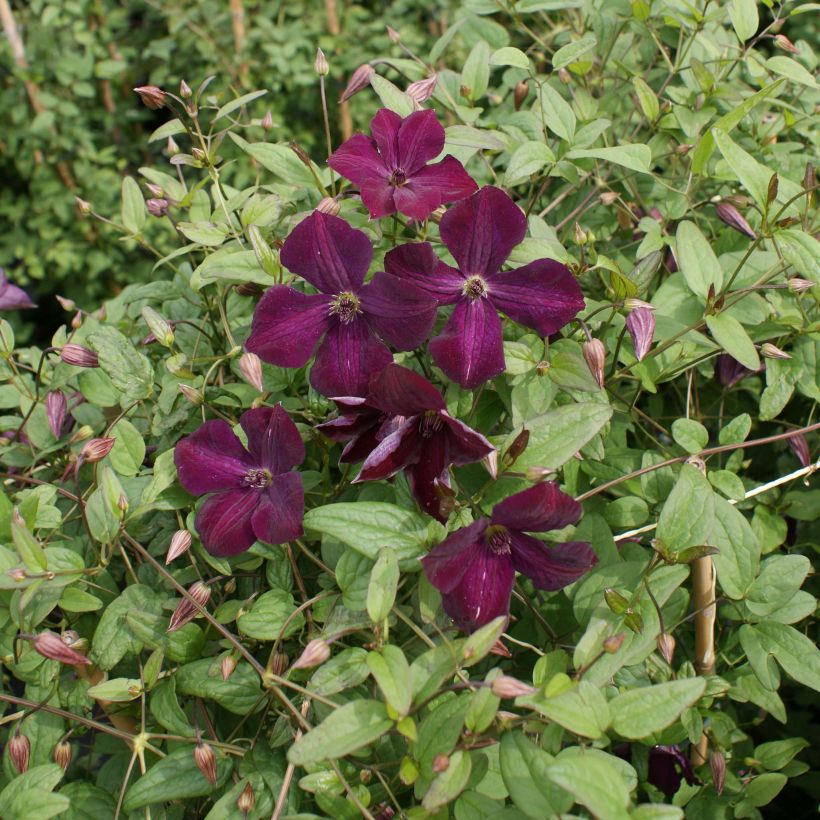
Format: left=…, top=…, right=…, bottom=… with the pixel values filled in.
left=179, top=384, right=204, bottom=405
left=221, top=654, right=237, bottom=681
left=603, top=633, right=626, bottom=653
left=134, top=85, right=166, bottom=110
left=406, top=75, right=438, bottom=105
left=8, top=732, right=30, bottom=774
left=75, top=197, right=91, bottom=217
left=237, top=782, right=255, bottom=815
left=774, top=34, right=799, bottom=54
left=676, top=143, right=693, bottom=155
left=657, top=632, right=676, bottom=664
left=787, top=433, right=810, bottom=468
left=68, top=425, right=93, bottom=446
left=710, top=750, right=726, bottom=795
left=261, top=110, right=274, bottom=131
left=191, top=146, right=207, bottom=163
left=239, top=351, right=264, bottom=392
left=45, top=391, right=67, bottom=439
left=626, top=306, right=655, bottom=361
left=525, top=466, right=555, bottom=483
left=292, top=638, right=330, bottom=670
left=53, top=741, right=72, bottom=771
left=429, top=205, right=446, bottom=224
left=7, top=567, right=26, bottom=582
left=179, top=79, right=192, bottom=98
left=142, top=306, right=175, bottom=347
left=270, top=652, right=288, bottom=676
left=558, top=67, right=571, bottom=84
left=760, top=342, right=790, bottom=360
left=145, top=184, right=164, bottom=199
left=624, top=297, right=654, bottom=311
left=316, top=197, right=340, bottom=216
left=166, top=136, right=180, bottom=156
left=33, top=630, right=91, bottom=665
left=314, top=48, right=329, bottom=76
left=482, top=449, right=498, bottom=479
left=574, top=222, right=587, bottom=245
left=61, top=344, right=98, bottom=368
left=599, top=191, right=619, bottom=206
left=71, top=310, right=83, bottom=329
left=194, top=742, right=218, bottom=786
left=513, top=79, right=529, bottom=110
left=386, top=25, right=401, bottom=43
left=504, top=429, right=530, bottom=465
left=80, top=437, right=116, bottom=463
left=491, top=675, right=537, bottom=698
left=715, top=202, right=756, bottom=239
left=290, top=142, right=312, bottom=167
left=583, top=339, right=606, bottom=388
left=168, top=581, right=211, bottom=633
left=431, top=754, right=449, bottom=773
left=235, top=282, right=264, bottom=298
left=56, top=295, right=76, bottom=312
left=146, top=198, right=169, bottom=218
left=340, top=64, right=375, bottom=103
left=788, top=277, right=814, bottom=293
left=166, top=529, right=192, bottom=564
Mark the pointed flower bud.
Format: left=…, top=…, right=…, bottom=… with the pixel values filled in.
left=167, top=136, right=180, bottom=156
left=482, top=449, right=498, bottom=480
left=146, top=198, right=169, bottom=218
left=504, top=429, right=530, bottom=466
left=490, top=675, right=537, bottom=698
left=191, top=147, right=207, bottom=163
left=774, top=34, right=799, bottom=54
left=142, top=306, right=175, bottom=347
left=760, top=342, right=790, bottom=360
left=261, top=110, right=274, bottom=131
left=386, top=25, right=401, bottom=43
left=239, top=351, right=264, bottom=392
left=316, top=197, right=340, bottom=216
left=788, top=277, right=814, bottom=293
left=603, top=633, right=626, bottom=653
left=60, top=344, right=98, bottom=368
left=340, top=64, right=375, bottom=103
left=33, top=630, right=91, bottom=665
left=583, top=339, right=606, bottom=388
left=8, top=732, right=30, bottom=774
left=221, top=654, right=237, bottom=681
left=314, top=48, right=329, bottom=76
left=168, top=581, right=211, bottom=632
left=406, top=75, right=438, bottom=105
left=53, top=741, right=72, bottom=771
left=710, top=751, right=726, bottom=795
left=194, top=742, right=218, bottom=786
left=179, top=384, right=204, bottom=405
left=292, top=638, right=330, bottom=670
left=715, top=202, right=756, bottom=239
left=513, top=79, right=529, bottom=110
left=787, top=433, right=810, bottom=468
left=145, top=183, right=164, bottom=198
left=80, top=437, right=116, bottom=463
left=626, top=306, right=656, bottom=361
left=45, top=391, right=67, bottom=439
left=657, top=632, right=676, bottom=664
left=179, top=79, right=192, bottom=98
left=624, top=297, right=655, bottom=311
left=432, top=754, right=449, bottom=773
left=525, top=466, right=555, bottom=483
left=75, top=197, right=91, bottom=217
left=71, top=310, right=83, bottom=329
left=270, top=652, right=288, bottom=676
left=166, top=529, right=192, bottom=564
left=237, top=782, right=255, bottom=815
left=134, top=85, right=166, bottom=110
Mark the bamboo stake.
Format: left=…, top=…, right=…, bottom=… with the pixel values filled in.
left=228, top=0, right=247, bottom=82
left=324, top=0, right=352, bottom=140
left=690, top=555, right=715, bottom=765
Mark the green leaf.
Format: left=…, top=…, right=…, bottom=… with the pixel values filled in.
left=675, top=221, right=722, bottom=298
left=671, top=418, right=708, bottom=453
left=778, top=228, right=820, bottom=285
left=746, top=555, right=810, bottom=617
left=711, top=497, right=760, bottom=599
left=729, top=0, right=759, bottom=41
left=489, top=46, right=529, bottom=69
left=461, top=40, right=491, bottom=99
left=754, top=621, right=820, bottom=691
left=288, top=700, right=392, bottom=765
left=121, top=176, right=146, bottom=235
left=610, top=678, right=706, bottom=738
left=175, top=658, right=263, bottom=714
left=547, top=752, right=630, bottom=820
left=0, top=764, right=68, bottom=820
left=423, top=750, right=472, bottom=810
left=754, top=738, right=809, bottom=771
left=11, top=512, right=47, bottom=572
left=57, top=783, right=117, bottom=820
left=86, top=677, right=142, bottom=702
left=190, top=247, right=275, bottom=290
left=567, top=144, right=651, bottom=173
left=367, top=547, right=399, bottom=622
left=764, top=56, right=817, bottom=87
left=461, top=615, right=507, bottom=667
left=739, top=624, right=780, bottom=690
left=123, top=747, right=231, bottom=811
left=632, top=77, right=659, bottom=121
left=656, top=464, right=715, bottom=552
left=520, top=680, right=611, bottom=738
left=213, top=89, right=268, bottom=122
left=504, top=141, right=555, bottom=186
left=743, top=772, right=787, bottom=807
left=92, top=585, right=161, bottom=669
left=718, top=413, right=751, bottom=445
left=309, top=648, right=370, bottom=697
left=367, top=645, right=412, bottom=716
left=713, top=128, right=774, bottom=210
left=500, top=732, right=570, bottom=818
left=552, top=35, right=597, bottom=70
left=87, top=326, right=154, bottom=401
left=537, top=84, right=576, bottom=142
left=370, top=74, right=415, bottom=117
left=108, top=419, right=146, bottom=476
left=148, top=118, right=185, bottom=142
left=236, top=589, right=303, bottom=640
left=705, top=313, right=760, bottom=371
left=176, top=221, right=229, bottom=246
left=233, top=137, right=321, bottom=188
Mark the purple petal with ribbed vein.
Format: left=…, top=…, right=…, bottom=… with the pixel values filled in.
left=440, top=187, right=527, bottom=277
left=310, top=317, right=392, bottom=398
left=384, top=243, right=463, bottom=304
left=406, top=432, right=451, bottom=521
left=396, top=109, right=445, bottom=173
left=429, top=297, right=505, bottom=389
left=174, top=420, right=255, bottom=495
left=370, top=109, right=402, bottom=170
left=491, top=482, right=582, bottom=532
left=280, top=211, right=372, bottom=294
left=327, top=133, right=387, bottom=186
left=393, top=158, right=478, bottom=221
left=355, top=419, right=419, bottom=481
left=358, top=178, right=397, bottom=219
left=422, top=518, right=488, bottom=593
left=195, top=489, right=258, bottom=557
left=251, top=472, right=304, bottom=545
left=368, top=363, right=445, bottom=415
left=240, top=404, right=304, bottom=475
left=509, top=535, right=597, bottom=591
left=0, top=270, right=35, bottom=310
left=245, top=285, right=330, bottom=368
left=442, top=413, right=495, bottom=466
left=626, top=306, right=656, bottom=361
left=490, top=259, right=584, bottom=336
left=359, top=271, right=437, bottom=351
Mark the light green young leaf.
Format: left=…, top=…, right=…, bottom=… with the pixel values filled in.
left=213, top=89, right=268, bottom=122
left=490, top=46, right=529, bottom=69
left=706, top=313, right=760, bottom=371
left=552, top=35, right=597, bottom=70
left=567, top=144, right=651, bottom=173
left=370, top=74, right=415, bottom=116
left=711, top=496, right=760, bottom=599
left=610, top=677, right=706, bottom=738
left=504, top=141, right=555, bottom=185
left=671, top=418, right=709, bottom=453
left=547, top=752, right=630, bottom=820
left=121, top=176, right=146, bottom=235
left=367, top=645, right=412, bottom=716
left=367, top=547, right=400, bottom=622
left=765, top=56, right=817, bottom=87
left=461, top=40, right=491, bottom=99
left=536, top=84, right=576, bottom=142
left=675, top=221, right=723, bottom=298
left=713, top=128, right=774, bottom=209
left=632, top=77, right=659, bottom=121
left=729, top=0, right=759, bottom=41
left=656, top=464, right=715, bottom=552
left=423, top=750, right=472, bottom=810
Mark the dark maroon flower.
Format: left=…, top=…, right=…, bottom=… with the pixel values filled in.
left=422, top=483, right=596, bottom=632
left=328, top=109, right=477, bottom=221
left=0, top=269, right=35, bottom=310
left=174, top=405, right=304, bottom=557
left=626, top=306, right=656, bottom=362
left=647, top=745, right=698, bottom=797
left=316, top=396, right=396, bottom=464
left=246, top=211, right=437, bottom=397
left=386, top=187, right=585, bottom=388
left=354, top=364, right=494, bottom=521
left=714, top=353, right=764, bottom=388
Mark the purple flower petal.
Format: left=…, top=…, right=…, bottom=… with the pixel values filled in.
left=491, top=482, right=582, bottom=532
left=358, top=178, right=397, bottom=219
left=280, top=211, right=372, bottom=294
left=370, top=109, right=402, bottom=170
left=359, top=271, right=437, bottom=351
left=509, top=535, right=597, bottom=591
left=648, top=746, right=699, bottom=797
left=441, top=413, right=495, bottom=466
left=406, top=432, right=451, bottom=520
left=439, top=187, right=527, bottom=277
left=195, top=489, right=259, bottom=557
left=384, top=242, right=463, bottom=304
left=174, top=420, right=255, bottom=495
left=422, top=518, right=488, bottom=593
left=240, top=404, right=305, bottom=475
left=489, top=259, right=585, bottom=336
left=310, top=317, right=392, bottom=397
left=245, top=285, right=330, bottom=368
left=327, top=133, right=387, bottom=186
left=626, top=306, right=656, bottom=361
left=429, top=297, right=505, bottom=389
left=251, top=472, right=304, bottom=545
left=368, top=363, right=446, bottom=415
left=0, top=269, right=36, bottom=310
left=396, top=109, right=445, bottom=173
left=393, top=157, right=478, bottom=221
left=355, top=419, right=419, bottom=481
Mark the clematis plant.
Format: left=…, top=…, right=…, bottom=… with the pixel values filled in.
left=385, top=186, right=585, bottom=388
left=174, top=404, right=305, bottom=557
left=245, top=211, right=437, bottom=397
left=0, top=268, right=35, bottom=310
left=422, top=482, right=597, bottom=631
left=328, top=108, right=477, bottom=221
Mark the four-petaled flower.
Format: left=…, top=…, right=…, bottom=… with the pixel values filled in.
left=328, top=109, right=477, bottom=221
left=350, top=364, right=495, bottom=521
left=386, top=186, right=585, bottom=388
left=246, top=211, right=437, bottom=397
left=422, top=483, right=597, bottom=631
left=174, top=405, right=305, bottom=557
left=0, top=269, right=35, bottom=310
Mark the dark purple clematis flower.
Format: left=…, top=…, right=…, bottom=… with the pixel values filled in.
left=316, top=396, right=395, bottom=465
left=327, top=108, right=477, bottom=221
left=647, top=745, right=699, bottom=797
left=353, top=364, right=494, bottom=521
left=0, top=269, right=36, bottom=310
left=422, top=482, right=597, bottom=632
left=714, top=353, right=764, bottom=389
left=386, top=187, right=585, bottom=389
left=174, top=405, right=304, bottom=557
left=245, top=211, right=437, bottom=397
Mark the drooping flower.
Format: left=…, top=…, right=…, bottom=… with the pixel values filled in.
left=714, top=353, right=764, bottom=388
left=422, top=482, right=597, bottom=631
left=174, top=405, right=305, bottom=557
left=0, top=269, right=36, bottom=310
left=328, top=109, right=477, bottom=221
left=316, top=396, right=393, bottom=465
left=647, top=745, right=699, bottom=796
left=353, top=364, right=495, bottom=521
left=246, top=211, right=437, bottom=397
left=625, top=305, right=656, bottom=361
left=386, top=187, right=585, bottom=388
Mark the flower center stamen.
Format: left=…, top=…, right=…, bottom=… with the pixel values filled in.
left=462, top=275, right=487, bottom=300
left=330, top=291, right=361, bottom=324
left=418, top=410, right=444, bottom=438
left=389, top=168, right=408, bottom=187
left=243, top=468, right=272, bottom=489
left=486, top=524, right=512, bottom=555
